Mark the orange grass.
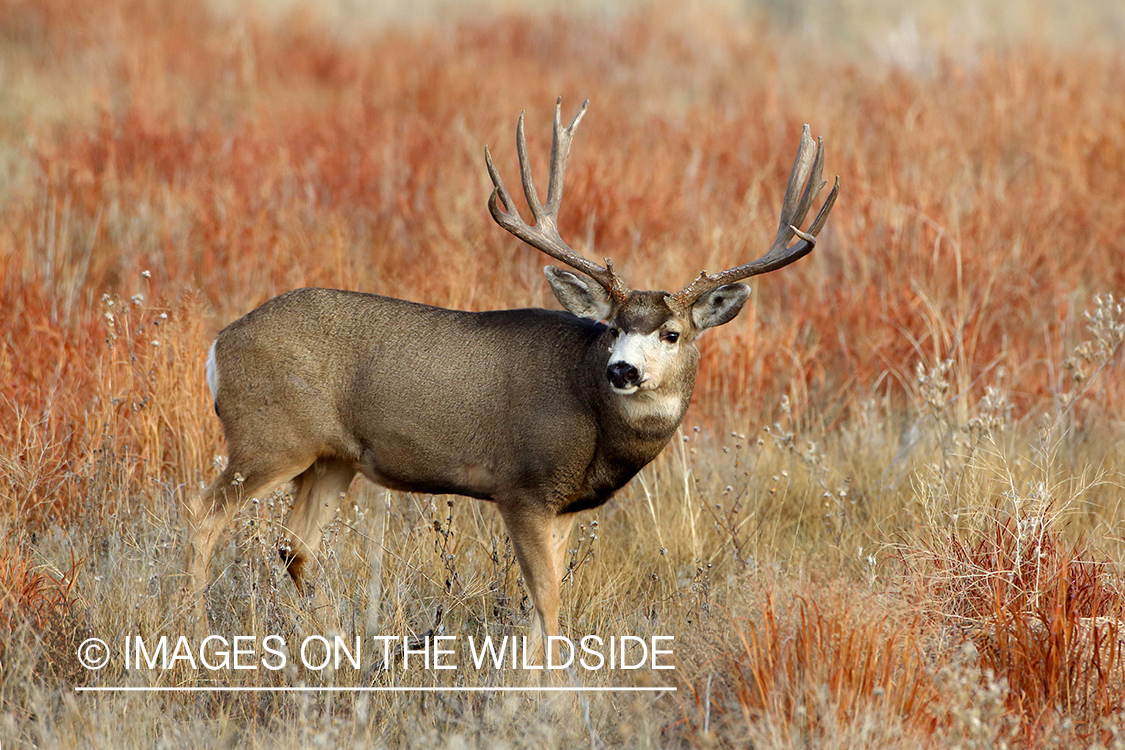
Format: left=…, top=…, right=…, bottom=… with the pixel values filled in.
left=727, top=591, right=936, bottom=736
left=903, top=505, right=1125, bottom=744
left=0, top=531, right=80, bottom=633
left=3, top=0, right=1124, bottom=524
left=0, top=529, right=85, bottom=684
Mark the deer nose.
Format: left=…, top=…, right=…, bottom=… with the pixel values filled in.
left=607, top=361, right=641, bottom=390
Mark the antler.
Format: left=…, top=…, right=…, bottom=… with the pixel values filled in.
left=666, top=125, right=839, bottom=314
left=485, top=98, right=630, bottom=303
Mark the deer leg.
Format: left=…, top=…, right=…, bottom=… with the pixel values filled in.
left=499, top=504, right=577, bottom=665
left=183, top=461, right=304, bottom=625
left=279, top=459, right=356, bottom=594
left=544, top=513, right=577, bottom=665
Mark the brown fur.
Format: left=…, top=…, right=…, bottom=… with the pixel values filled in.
left=185, top=287, right=706, bottom=653
left=185, top=105, right=835, bottom=659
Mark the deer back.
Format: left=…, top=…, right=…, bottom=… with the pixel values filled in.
left=208, top=287, right=685, bottom=513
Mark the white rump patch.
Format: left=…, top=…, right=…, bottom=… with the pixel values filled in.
left=205, top=340, right=220, bottom=402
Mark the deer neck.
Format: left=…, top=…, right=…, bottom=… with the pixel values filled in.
left=612, top=382, right=692, bottom=439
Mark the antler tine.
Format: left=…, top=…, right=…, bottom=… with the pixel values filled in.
left=545, top=97, right=587, bottom=215
left=485, top=99, right=628, bottom=303
left=778, top=125, right=820, bottom=240
left=667, top=125, right=839, bottom=313
left=514, top=111, right=543, bottom=221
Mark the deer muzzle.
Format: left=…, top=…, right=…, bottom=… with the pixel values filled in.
left=607, top=361, right=642, bottom=391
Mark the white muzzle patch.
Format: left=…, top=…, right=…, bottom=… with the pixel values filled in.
left=607, top=331, right=672, bottom=393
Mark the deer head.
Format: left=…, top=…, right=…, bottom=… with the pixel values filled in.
left=485, top=99, right=839, bottom=399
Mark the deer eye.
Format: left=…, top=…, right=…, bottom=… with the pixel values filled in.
left=662, top=331, right=680, bottom=344
left=609, top=327, right=620, bottom=339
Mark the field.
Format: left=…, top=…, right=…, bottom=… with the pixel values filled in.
left=2, top=0, right=1125, bottom=746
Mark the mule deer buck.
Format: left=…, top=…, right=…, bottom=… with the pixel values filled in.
left=184, top=99, right=838, bottom=656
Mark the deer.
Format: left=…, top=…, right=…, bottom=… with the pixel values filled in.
left=183, top=99, right=838, bottom=659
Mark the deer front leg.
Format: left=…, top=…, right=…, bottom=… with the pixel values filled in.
left=498, top=503, right=577, bottom=666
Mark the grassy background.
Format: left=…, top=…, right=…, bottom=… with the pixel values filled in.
left=1, top=0, right=1124, bottom=746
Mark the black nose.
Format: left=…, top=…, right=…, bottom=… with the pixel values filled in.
left=607, top=361, right=641, bottom=389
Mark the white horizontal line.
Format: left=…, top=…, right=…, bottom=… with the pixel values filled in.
left=76, top=686, right=676, bottom=693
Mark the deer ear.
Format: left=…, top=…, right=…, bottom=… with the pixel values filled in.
left=545, top=266, right=616, bottom=321
left=691, top=283, right=751, bottom=330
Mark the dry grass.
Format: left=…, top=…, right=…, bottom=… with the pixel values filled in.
left=1, top=0, right=1125, bottom=747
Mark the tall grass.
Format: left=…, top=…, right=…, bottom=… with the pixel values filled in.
left=1, top=0, right=1123, bottom=746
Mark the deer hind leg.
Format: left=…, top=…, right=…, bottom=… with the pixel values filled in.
left=183, top=460, right=306, bottom=624
left=499, top=504, right=577, bottom=665
left=279, top=458, right=356, bottom=595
